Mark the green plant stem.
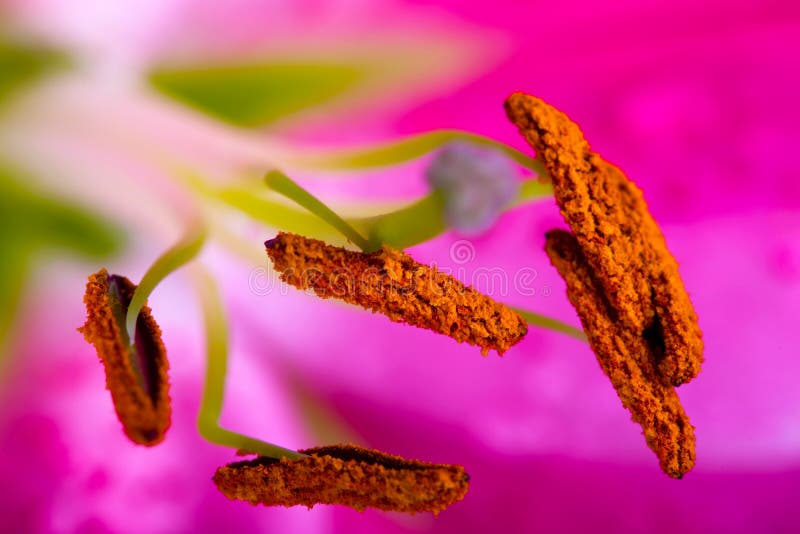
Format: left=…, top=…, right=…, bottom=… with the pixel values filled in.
left=512, top=306, right=587, bottom=343
left=262, top=169, right=586, bottom=342
left=260, top=167, right=581, bottom=342
left=351, top=176, right=553, bottom=250
left=181, top=157, right=551, bottom=254
left=350, top=190, right=446, bottom=250
left=202, top=175, right=550, bottom=252
left=285, top=129, right=548, bottom=177
left=125, top=219, right=208, bottom=340
left=515, top=178, right=553, bottom=205
left=193, top=266, right=306, bottom=459
left=265, top=170, right=370, bottom=251
left=179, top=170, right=341, bottom=243
left=216, top=187, right=338, bottom=240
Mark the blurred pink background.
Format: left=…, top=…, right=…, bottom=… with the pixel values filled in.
left=1, top=1, right=798, bottom=533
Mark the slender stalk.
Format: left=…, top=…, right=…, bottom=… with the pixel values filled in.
left=217, top=187, right=335, bottom=239
left=515, top=178, right=553, bottom=205
left=512, top=306, right=588, bottom=343
left=285, top=129, right=548, bottom=177
left=260, top=173, right=581, bottom=342
left=183, top=160, right=551, bottom=253
left=192, top=266, right=306, bottom=459
left=261, top=169, right=579, bottom=342
left=352, top=176, right=553, bottom=250
left=350, top=190, right=446, bottom=251
left=126, top=218, right=207, bottom=340
left=265, top=170, right=370, bottom=251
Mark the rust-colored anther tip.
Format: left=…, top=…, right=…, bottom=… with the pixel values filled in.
left=265, top=232, right=527, bottom=356
left=505, top=92, right=703, bottom=386
left=545, top=230, right=695, bottom=478
left=78, top=268, right=171, bottom=445
left=213, top=443, right=470, bottom=514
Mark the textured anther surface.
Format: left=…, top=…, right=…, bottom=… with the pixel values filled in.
left=214, top=443, right=470, bottom=514
left=505, top=92, right=703, bottom=386
left=266, top=232, right=527, bottom=356
left=79, top=269, right=171, bottom=445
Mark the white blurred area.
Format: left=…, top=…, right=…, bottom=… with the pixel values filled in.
left=6, top=0, right=505, bottom=85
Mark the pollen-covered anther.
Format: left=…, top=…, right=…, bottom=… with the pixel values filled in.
left=505, top=92, right=703, bottom=387
left=265, top=232, right=527, bottom=355
left=545, top=230, right=695, bottom=479
left=78, top=268, right=171, bottom=445
left=213, top=443, right=470, bottom=514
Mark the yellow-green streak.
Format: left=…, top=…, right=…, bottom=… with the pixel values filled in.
left=287, top=129, right=548, bottom=177
left=126, top=219, right=207, bottom=340
left=265, top=170, right=370, bottom=250
left=512, top=306, right=588, bottom=343
left=193, top=266, right=306, bottom=459
left=350, top=190, right=445, bottom=251
left=515, top=178, right=553, bottom=205
left=351, top=176, right=552, bottom=251
left=180, top=170, right=339, bottom=241
left=206, top=175, right=550, bottom=253
left=217, top=188, right=337, bottom=239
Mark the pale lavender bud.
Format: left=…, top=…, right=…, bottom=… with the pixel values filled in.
left=426, top=142, right=519, bottom=234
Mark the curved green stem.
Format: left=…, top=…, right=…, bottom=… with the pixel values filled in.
left=192, top=266, right=306, bottom=459
left=350, top=190, right=446, bottom=251
left=285, top=129, right=548, bottom=177
left=512, top=306, right=587, bottom=343
left=209, top=174, right=550, bottom=253
left=182, top=155, right=551, bottom=254
left=126, top=218, right=207, bottom=341
left=265, top=170, right=370, bottom=251
left=351, top=176, right=552, bottom=250
left=515, top=178, right=553, bottom=205
left=217, top=187, right=336, bottom=239
left=260, top=168, right=582, bottom=343
left=180, top=170, right=340, bottom=243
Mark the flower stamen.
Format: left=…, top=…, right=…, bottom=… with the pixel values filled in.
left=214, top=443, right=469, bottom=514
left=266, top=232, right=528, bottom=356
left=504, top=93, right=703, bottom=477
left=505, top=93, right=703, bottom=386
left=79, top=269, right=171, bottom=445
left=192, top=265, right=306, bottom=460
left=545, top=230, right=695, bottom=478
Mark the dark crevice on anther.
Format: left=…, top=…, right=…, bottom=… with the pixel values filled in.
left=107, top=276, right=161, bottom=404
left=214, top=443, right=470, bottom=514
left=643, top=311, right=667, bottom=366
left=134, top=314, right=164, bottom=404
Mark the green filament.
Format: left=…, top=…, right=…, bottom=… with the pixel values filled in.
left=193, top=266, right=306, bottom=459
left=515, top=178, right=553, bottom=205
left=264, top=170, right=370, bottom=250
left=259, top=150, right=583, bottom=342
left=512, top=307, right=587, bottom=343
left=285, top=129, right=548, bottom=176
left=351, top=176, right=552, bottom=250
left=350, top=190, right=446, bottom=251
left=262, top=172, right=585, bottom=342
left=256, top=171, right=551, bottom=252
left=125, top=219, right=208, bottom=340
left=217, top=187, right=338, bottom=241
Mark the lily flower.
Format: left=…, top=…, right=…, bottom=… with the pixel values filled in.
left=1, top=1, right=798, bottom=532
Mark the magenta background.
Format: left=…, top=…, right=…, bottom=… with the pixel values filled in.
left=1, top=1, right=799, bottom=533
